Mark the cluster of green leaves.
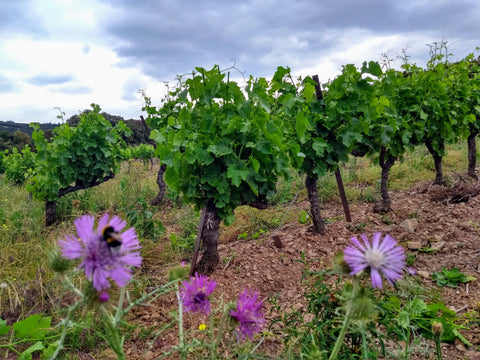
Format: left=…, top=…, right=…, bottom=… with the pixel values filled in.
left=27, top=104, right=130, bottom=201
left=145, top=66, right=290, bottom=222
left=462, top=54, right=480, bottom=135
left=120, top=144, right=156, bottom=162
left=432, top=267, right=476, bottom=288
left=270, top=267, right=387, bottom=359
left=0, top=314, right=57, bottom=359
left=2, top=146, right=36, bottom=185
left=270, top=257, right=472, bottom=360
left=271, top=67, right=348, bottom=178
left=380, top=296, right=471, bottom=347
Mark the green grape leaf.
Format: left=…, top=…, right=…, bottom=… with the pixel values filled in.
left=249, top=155, right=260, bottom=173
left=18, top=341, right=45, bottom=360
left=13, top=314, right=51, bottom=340
left=295, top=111, right=308, bottom=142
left=0, top=318, right=10, bottom=335
left=207, top=142, right=233, bottom=156
left=227, top=163, right=249, bottom=187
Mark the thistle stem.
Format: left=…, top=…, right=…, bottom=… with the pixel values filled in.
left=102, top=310, right=125, bottom=360
left=434, top=334, right=443, bottom=360
left=328, top=307, right=352, bottom=360
left=50, top=283, right=83, bottom=360
left=113, top=286, right=126, bottom=327
left=176, top=287, right=186, bottom=360
left=210, top=311, right=217, bottom=360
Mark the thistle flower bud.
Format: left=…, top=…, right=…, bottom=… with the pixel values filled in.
left=48, top=249, right=73, bottom=273
left=332, top=252, right=351, bottom=275
left=167, top=263, right=190, bottom=282
left=99, top=291, right=110, bottom=302
left=432, top=321, right=443, bottom=335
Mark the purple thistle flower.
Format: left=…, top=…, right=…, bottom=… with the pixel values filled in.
left=343, top=232, right=406, bottom=289
left=179, top=273, right=217, bottom=315
left=230, top=289, right=266, bottom=342
left=58, top=213, right=142, bottom=292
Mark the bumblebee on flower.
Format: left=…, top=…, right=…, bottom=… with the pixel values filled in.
left=58, top=213, right=142, bottom=294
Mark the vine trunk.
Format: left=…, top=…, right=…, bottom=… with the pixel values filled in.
left=196, top=200, right=221, bottom=274
left=467, top=131, right=478, bottom=179
left=305, top=175, right=326, bottom=235
left=425, top=139, right=445, bottom=185
left=150, top=164, right=167, bottom=206
left=373, top=147, right=396, bottom=213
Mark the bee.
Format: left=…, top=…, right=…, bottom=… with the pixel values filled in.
left=101, top=226, right=123, bottom=249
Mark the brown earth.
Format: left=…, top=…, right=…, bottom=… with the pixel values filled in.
left=92, top=180, right=480, bottom=359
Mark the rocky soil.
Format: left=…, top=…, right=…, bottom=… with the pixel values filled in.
left=95, top=180, right=480, bottom=359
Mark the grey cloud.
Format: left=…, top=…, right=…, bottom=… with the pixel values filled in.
left=27, top=74, right=74, bottom=86
left=121, top=77, right=144, bottom=101
left=50, top=84, right=92, bottom=95
left=101, top=0, right=324, bottom=78
left=0, top=0, right=46, bottom=36
left=0, top=74, right=19, bottom=93
left=98, top=0, right=480, bottom=80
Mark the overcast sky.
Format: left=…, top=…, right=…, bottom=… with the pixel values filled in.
left=1, top=0, right=479, bottom=124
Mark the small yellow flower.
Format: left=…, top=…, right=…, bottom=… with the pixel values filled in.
left=78, top=238, right=82, bottom=242
left=199, top=323, right=206, bottom=330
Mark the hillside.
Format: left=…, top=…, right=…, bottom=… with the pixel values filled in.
left=0, top=120, right=58, bottom=136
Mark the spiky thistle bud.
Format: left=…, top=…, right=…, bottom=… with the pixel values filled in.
left=432, top=321, right=443, bottom=336
left=48, top=249, right=73, bottom=273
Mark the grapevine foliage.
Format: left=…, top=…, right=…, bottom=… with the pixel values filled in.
left=27, top=104, right=130, bottom=201
left=146, top=65, right=290, bottom=223
left=269, top=66, right=351, bottom=178
left=143, top=50, right=480, bottom=223
left=2, top=146, right=36, bottom=185
left=120, top=144, right=156, bottom=162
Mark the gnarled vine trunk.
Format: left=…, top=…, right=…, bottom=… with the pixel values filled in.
left=45, top=174, right=115, bottom=226
left=467, top=130, right=478, bottom=179
left=305, top=175, right=326, bottom=235
left=425, top=139, right=445, bottom=185
left=196, top=200, right=221, bottom=274
left=45, top=201, right=57, bottom=226
left=150, top=164, right=167, bottom=206
left=373, top=147, right=396, bottom=213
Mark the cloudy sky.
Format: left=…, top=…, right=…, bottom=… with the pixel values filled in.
left=1, top=0, right=479, bottom=124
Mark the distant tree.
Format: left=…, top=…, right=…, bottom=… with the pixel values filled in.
left=0, top=131, right=15, bottom=151
left=13, top=130, right=32, bottom=149
left=123, top=119, right=151, bottom=145
left=66, top=114, right=81, bottom=127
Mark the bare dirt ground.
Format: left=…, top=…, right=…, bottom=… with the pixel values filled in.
left=103, top=180, right=480, bottom=359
